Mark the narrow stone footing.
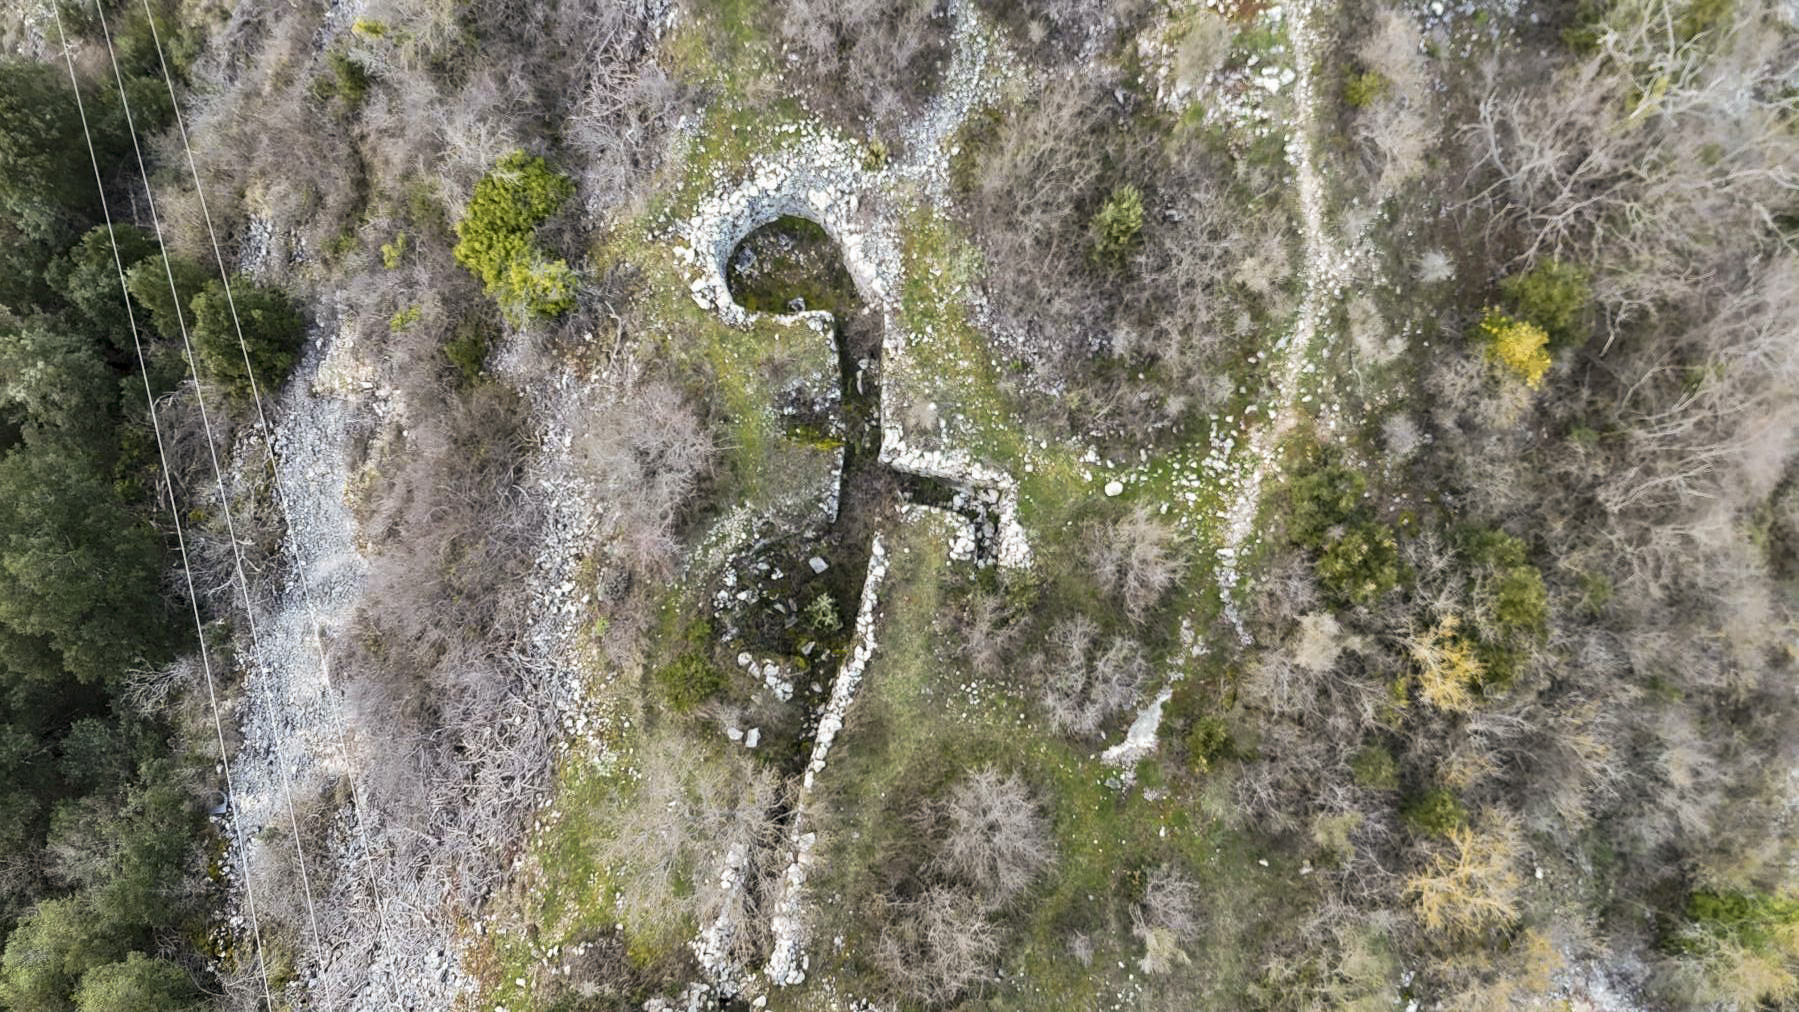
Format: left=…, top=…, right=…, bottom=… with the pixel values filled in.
left=762, top=536, right=888, bottom=987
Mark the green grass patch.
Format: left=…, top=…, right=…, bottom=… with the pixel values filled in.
left=790, top=520, right=1317, bottom=1008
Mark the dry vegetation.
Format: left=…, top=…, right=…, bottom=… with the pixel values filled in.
left=3, top=0, right=1794, bottom=1006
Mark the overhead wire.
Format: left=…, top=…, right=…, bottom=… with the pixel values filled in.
left=49, top=6, right=277, bottom=1008
left=79, top=0, right=331, bottom=979
left=131, top=5, right=409, bottom=999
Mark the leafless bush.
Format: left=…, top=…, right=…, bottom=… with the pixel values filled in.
left=1068, top=930, right=1094, bottom=966
left=1137, top=864, right=1200, bottom=939
left=982, top=0, right=1147, bottom=64
left=215, top=954, right=275, bottom=1012
left=963, top=73, right=1276, bottom=407
left=243, top=781, right=336, bottom=956
left=868, top=766, right=1055, bottom=1003
left=931, top=767, right=1053, bottom=903
left=323, top=367, right=553, bottom=916
left=1132, top=864, right=1200, bottom=974
left=540, top=930, right=663, bottom=1007
left=1088, top=504, right=1183, bottom=623
left=1248, top=551, right=1323, bottom=631
left=963, top=78, right=1107, bottom=380
left=560, top=1, right=686, bottom=223
left=1462, top=0, right=1798, bottom=331
left=1351, top=8, right=1435, bottom=197
left=120, top=655, right=199, bottom=718
left=1590, top=255, right=1799, bottom=519
left=1131, top=172, right=1283, bottom=386
left=169, top=6, right=359, bottom=272
left=945, top=587, right=1022, bottom=678
left=1038, top=616, right=1149, bottom=737
left=573, top=378, right=716, bottom=581
left=873, top=886, right=1000, bottom=1006
left=596, top=734, right=776, bottom=943
left=773, top=0, right=948, bottom=145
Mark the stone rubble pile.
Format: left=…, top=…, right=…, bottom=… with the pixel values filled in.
left=225, top=304, right=475, bottom=1008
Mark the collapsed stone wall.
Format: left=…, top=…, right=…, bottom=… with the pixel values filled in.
left=666, top=1, right=1028, bottom=998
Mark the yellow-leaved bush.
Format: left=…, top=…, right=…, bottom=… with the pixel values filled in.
left=1406, top=818, right=1523, bottom=936
left=1478, top=309, right=1552, bottom=388
left=1409, top=614, right=1484, bottom=713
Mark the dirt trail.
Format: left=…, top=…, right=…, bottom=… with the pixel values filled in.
left=1213, top=0, right=1357, bottom=640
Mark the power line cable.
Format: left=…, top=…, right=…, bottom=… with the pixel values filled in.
left=50, top=7, right=277, bottom=1008
left=132, top=5, right=411, bottom=1003
left=80, top=0, right=330, bottom=974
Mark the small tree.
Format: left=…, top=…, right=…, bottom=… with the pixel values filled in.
left=1317, top=521, right=1401, bottom=605
left=0, top=898, right=106, bottom=1009
left=0, top=60, right=101, bottom=240
left=1285, top=459, right=1367, bottom=548
left=1500, top=258, right=1591, bottom=348
left=453, top=151, right=578, bottom=321
left=653, top=648, right=725, bottom=713
left=1343, top=68, right=1389, bottom=108
left=1461, top=528, right=1547, bottom=638
left=1351, top=743, right=1399, bottom=790
left=122, top=255, right=210, bottom=343
left=1090, top=183, right=1144, bottom=265
left=74, top=952, right=195, bottom=1012
left=804, top=592, right=841, bottom=633
left=1403, top=787, right=1469, bottom=836
left=0, top=447, right=168, bottom=687
left=47, top=225, right=159, bottom=341
left=188, top=278, right=305, bottom=399
left=0, top=315, right=116, bottom=446
left=1186, top=716, right=1233, bottom=774
left=1669, top=891, right=1799, bottom=1007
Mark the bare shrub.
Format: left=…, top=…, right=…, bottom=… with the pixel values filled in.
left=931, top=767, right=1054, bottom=903
left=873, top=886, right=1000, bottom=1006
left=1130, top=172, right=1279, bottom=382
left=964, top=71, right=1274, bottom=402
left=986, top=0, right=1148, bottom=64
left=1462, top=0, right=1798, bottom=330
left=1290, top=610, right=1352, bottom=675
left=1381, top=413, right=1422, bottom=458
left=963, top=77, right=1107, bottom=380
left=1169, top=9, right=1233, bottom=89
left=573, top=378, right=716, bottom=580
left=1088, top=637, right=1151, bottom=724
left=1241, top=608, right=1374, bottom=723
left=597, top=734, right=777, bottom=945
left=773, top=0, right=948, bottom=144
left=1088, top=504, right=1183, bottom=623
left=562, top=8, right=685, bottom=223
left=1037, top=617, right=1148, bottom=737
left=1137, top=862, right=1200, bottom=934
left=949, top=587, right=1022, bottom=678
left=867, top=767, right=1056, bottom=1004
left=171, top=6, right=361, bottom=272
left=1351, top=8, right=1435, bottom=196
